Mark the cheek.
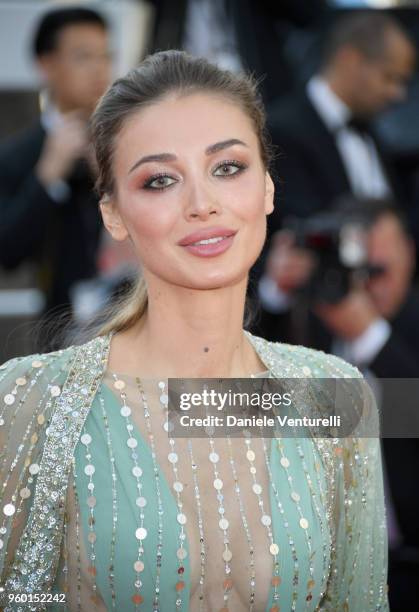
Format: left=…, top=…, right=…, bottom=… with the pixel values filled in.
left=375, top=76, right=389, bottom=97
left=228, top=175, right=267, bottom=221
left=76, top=68, right=97, bottom=90
left=121, top=198, right=177, bottom=250
left=62, top=71, right=85, bottom=96
left=360, top=71, right=379, bottom=99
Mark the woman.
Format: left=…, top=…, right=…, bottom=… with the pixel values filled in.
left=0, top=51, right=388, bottom=611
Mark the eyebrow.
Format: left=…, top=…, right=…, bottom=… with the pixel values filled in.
left=128, top=138, right=248, bottom=174
left=205, top=138, right=248, bottom=155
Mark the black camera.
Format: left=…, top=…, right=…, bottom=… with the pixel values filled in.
left=283, top=198, right=387, bottom=303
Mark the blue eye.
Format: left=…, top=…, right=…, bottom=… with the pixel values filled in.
left=143, top=174, right=177, bottom=190
left=213, top=161, right=246, bottom=177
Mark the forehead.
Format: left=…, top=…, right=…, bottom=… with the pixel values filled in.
left=114, top=92, right=258, bottom=167
left=371, top=213, right=404, bottom=240
left=55, top=23, right=108, bottom=51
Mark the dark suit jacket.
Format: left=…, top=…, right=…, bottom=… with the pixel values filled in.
left=0, top=121, right=101, bottom=313
left=266, top=89, right=406, bottom=237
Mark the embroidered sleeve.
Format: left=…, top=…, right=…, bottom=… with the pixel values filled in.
left=1, top=337, right=110, bottom=611
left=0, top=351, right=68, bottom=606
left=319, top=363, right=389, bottom=610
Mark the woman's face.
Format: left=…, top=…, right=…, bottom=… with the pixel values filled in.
left=101, top=92, right=274, bottom=291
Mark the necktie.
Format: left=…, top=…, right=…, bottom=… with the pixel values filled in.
left=346, top=115, right=370, bottom=137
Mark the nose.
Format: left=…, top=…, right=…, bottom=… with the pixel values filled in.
left=184, top=182, right=222, bottom=221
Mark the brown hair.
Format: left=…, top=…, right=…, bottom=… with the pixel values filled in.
left=89, top=50, right=273, bottom=338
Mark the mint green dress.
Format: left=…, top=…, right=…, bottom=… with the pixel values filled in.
left=72, top=385, right=329, bottom=610
left=0, top=333, right=389, bottom=611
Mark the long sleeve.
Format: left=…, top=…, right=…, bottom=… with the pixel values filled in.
left=0, top=355, right=47, bottom=583
left=0, top=350, right=71, bottom=608
left=320, top=378, right=389, bottom=610
left=1, top=336, right=110, bottom=611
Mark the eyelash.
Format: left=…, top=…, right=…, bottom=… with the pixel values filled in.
left=142, top=160, right=247, bottom=191
left=142, top=172, right=173, bottom=190
left=214, top=159, right=247, bottom=177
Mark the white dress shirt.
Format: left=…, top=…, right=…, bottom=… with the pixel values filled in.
left=307, top=75, right=392, bottom=199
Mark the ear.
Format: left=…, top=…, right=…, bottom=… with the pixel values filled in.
left=99, top=197, right=129, bottom=241
left=264, top=172, right=274, bottom=216
left=36, top=55, right=56, bottom=83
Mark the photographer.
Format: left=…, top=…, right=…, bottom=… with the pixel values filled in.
left=259, top=200, right=419, bottom=372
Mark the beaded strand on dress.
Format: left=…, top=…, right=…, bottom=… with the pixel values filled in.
left=112, top=375, right=151, bottom=609
left=137, top=378, right=188, bottom=609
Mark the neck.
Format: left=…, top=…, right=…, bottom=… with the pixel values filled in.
left=320, top=67, right=355, bottom=112
left=110, top=276, right=264, bottom=378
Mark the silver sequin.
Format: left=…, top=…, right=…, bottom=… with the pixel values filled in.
left=135, top=527, right=147, bottom=540
left=3, top=503, right=16, bottom=516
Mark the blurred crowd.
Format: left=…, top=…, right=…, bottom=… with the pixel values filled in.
left=1, top=1, right=419, bottom=609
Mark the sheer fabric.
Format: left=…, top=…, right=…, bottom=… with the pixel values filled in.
left=0, top=333, right=388, bottom=611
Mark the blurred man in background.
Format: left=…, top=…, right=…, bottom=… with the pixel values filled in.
left=259, top=199, right=419, bottom=369
left=316, top=203, right=419, bottom=374
left=0, top=7, right=111, bottom=323
left=257, top=12, right=416, bottom=330
left=268, top=11, right=415, bottom=221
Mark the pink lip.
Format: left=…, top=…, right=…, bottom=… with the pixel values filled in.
left=177, top=227, right=238, bottom=258
left=177, top=227, right=237, bottom=246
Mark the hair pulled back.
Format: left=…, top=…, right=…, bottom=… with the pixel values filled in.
left=89, top=50, right=272, bottom=338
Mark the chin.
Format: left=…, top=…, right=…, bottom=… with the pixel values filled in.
left=181, top=268, right=249, bottom=291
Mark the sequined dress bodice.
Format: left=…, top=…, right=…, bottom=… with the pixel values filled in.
left=65, top=372, right=332, bottom=611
